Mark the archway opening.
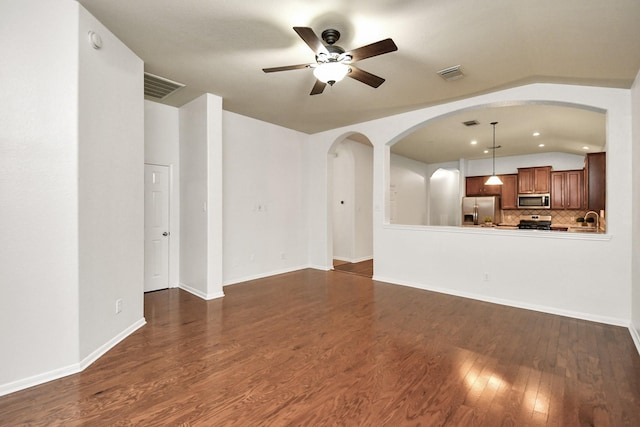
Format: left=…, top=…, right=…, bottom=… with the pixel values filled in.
left=386, top=101, right=606, bottom=229
left=328, top=133, right=374, bottom=277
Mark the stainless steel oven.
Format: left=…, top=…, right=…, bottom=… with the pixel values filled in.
left=517, top=193, right=550, bottom=209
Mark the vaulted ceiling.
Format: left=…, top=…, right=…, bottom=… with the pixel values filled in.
left=79, top=0, right=639, bottom=161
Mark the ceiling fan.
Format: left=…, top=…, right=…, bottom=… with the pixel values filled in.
left=262, top=27, right=398, bottom=95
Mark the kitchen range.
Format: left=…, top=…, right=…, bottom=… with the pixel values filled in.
left=517, top=215, right=552, bottom=230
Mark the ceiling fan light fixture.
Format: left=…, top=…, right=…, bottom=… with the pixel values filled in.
left=313, top=62, right=350, bottom=85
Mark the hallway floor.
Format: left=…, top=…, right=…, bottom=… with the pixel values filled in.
left=332, top=258, right=373, bottom=277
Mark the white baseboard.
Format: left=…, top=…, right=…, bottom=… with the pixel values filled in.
left=79, top=318, right=146, bottom=370
left=0, top=318, right=146, bottom=397
left=629, top=323, right=640, bottom=357
left=308, top=264, right=331, bottom=271
left=0, top=362, right=81, bottom=398
left=223, top=265, right=309, bottom=287
left=373, top=275, right=629, bottom=328
left=179, top=283, right=225, bottom=300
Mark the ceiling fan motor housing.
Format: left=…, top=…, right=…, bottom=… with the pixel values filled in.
left=321, top=29, right=341, bottom=45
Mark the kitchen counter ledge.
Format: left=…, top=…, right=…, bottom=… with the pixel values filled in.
left=384, top=224, right=611, bottom=240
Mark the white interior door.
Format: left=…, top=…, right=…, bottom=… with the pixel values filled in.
left=144, top=164, right=170, bottom=292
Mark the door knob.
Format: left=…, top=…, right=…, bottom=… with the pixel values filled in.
left=162, top=232, right=170, bottom=236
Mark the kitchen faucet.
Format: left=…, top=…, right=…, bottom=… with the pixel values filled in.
left=584, top=211, right=600, bottom=230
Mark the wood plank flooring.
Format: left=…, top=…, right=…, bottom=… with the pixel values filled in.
left=2, top=269, right=640, bottom=426
left=333, top=259, right=373, bottom=277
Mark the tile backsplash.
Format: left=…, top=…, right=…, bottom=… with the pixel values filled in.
left=501, top=209, right=589, bottom=225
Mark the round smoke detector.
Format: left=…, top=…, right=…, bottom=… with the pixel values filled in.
left=88, top=31, right=102, bottom=49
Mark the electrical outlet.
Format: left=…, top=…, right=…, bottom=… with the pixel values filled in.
left=115, top=298, right=123, bottom=314
left=483, top=272, right=490, bottom=282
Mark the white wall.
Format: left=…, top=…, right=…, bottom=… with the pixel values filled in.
left=631, top=70, right=640, bottom=349
left=308, top=84, right=633, bottom=327
left=145, top=101, right=180, bottom=287
left=180, top=97, right=207, bottom=296
left=0, top=0, right=80, bottom=392
left=332, top=143, right=354, bottom=260
left=77, top=6, right=145, bottom=361
left=0, top=0, right=145, bottom=395
left=179, top=94, right=224, bottom=299
left=429, top=169, right=460, bottom=226
left=206, top=95, right=224, bottom=299
left=222, top=111, right=309, bottom=284
left=351, top=141, right=374, bottom=261
left=389, top=154, right=428, bottom=225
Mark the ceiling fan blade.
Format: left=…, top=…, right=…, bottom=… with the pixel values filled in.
left=310, top=80, right=327, bottom=95
left=346, top=38, right=398, bottom=62
left=293, top=27, right=329, bottom=55
left=347, top=66, right=386, bottom=88
left=262, top=64, right=311, bottom=73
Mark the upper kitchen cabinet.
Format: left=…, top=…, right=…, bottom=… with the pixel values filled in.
left=465, top=176, right=484, bottom=196
left=500, top=174, right=518, bottom=209
left=551, top=169, right=585, bottom=209
left=585, top=152, right=606, bottom=211
left=465, top=176, right=502, bottom=197
left=518, top=166, right=551, bottom=194
left=465, top=174, right=516, bottom=207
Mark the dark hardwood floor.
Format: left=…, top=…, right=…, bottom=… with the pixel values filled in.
left=333, top=259, right=373, bottom=277
left=2, top=269, right=640, bottom=426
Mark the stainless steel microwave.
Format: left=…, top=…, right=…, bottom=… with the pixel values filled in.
left=517, top=193, right=550, bottom=209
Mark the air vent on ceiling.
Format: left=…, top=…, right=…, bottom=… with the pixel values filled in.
left=437, top=65, right=464, bottom=81
left=144, top=72, right=185, bottom=100
left=462, top=120, right=479, bottom=127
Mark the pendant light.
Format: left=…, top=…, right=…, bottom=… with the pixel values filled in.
left=485, top=121, right=503, bottom=185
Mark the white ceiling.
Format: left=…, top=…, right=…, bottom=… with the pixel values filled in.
left=78, top=0, right=639, bottom=159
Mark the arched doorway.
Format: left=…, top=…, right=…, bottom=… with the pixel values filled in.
left=328, top=133, right=374, bottom=277
left=428, top=168, right=461, bottom=226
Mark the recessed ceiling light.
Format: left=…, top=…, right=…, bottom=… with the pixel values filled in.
left=470, top=140, right=477, bottom=145
left=533, top=132, right=540, bottom=137
left=483, top=150, right=489, bottom=154
left=538, top=143, right=545, bottom=147
left=583, top=146, right=590, bottom=150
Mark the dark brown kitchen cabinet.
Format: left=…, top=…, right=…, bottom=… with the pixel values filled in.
left=585, top=152, right=606, bottom=211
left=465, top=176, right=501, bottom=196
left=465, top=176, right=484, bottom=196
left=500, top=174, right=518, bottom=209
left=551, top=170, right=585, bottom=209
left=518, top=166, right=551, bottom=194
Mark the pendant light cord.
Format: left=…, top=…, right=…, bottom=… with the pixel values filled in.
left=492, top=121, right=497, bottom=175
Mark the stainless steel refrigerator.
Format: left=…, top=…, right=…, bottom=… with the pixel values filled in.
left=462, top=196, right=501, bottom=225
